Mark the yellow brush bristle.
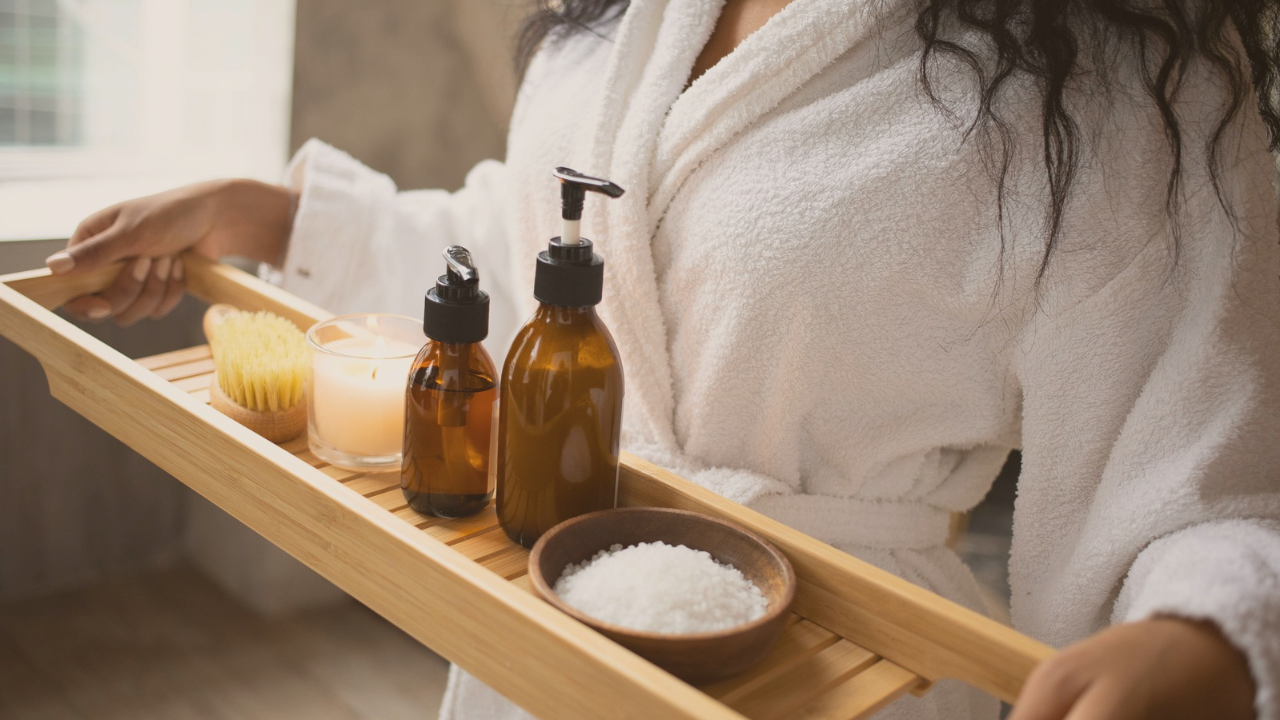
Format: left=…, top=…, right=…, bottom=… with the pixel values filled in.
left=210, top=311, right=308, bottom=413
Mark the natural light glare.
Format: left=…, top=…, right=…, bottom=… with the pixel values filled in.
left=0, top=0, right=295, bottom=240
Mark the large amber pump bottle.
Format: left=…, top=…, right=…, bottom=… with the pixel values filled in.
left=401, top=246, right=498, bottom=518
left=497, top=168, right=626, bottom=547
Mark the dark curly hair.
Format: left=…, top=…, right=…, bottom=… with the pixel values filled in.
left=516, top=0, right=1280, bottom=281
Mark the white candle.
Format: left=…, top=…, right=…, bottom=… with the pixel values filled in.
left=310, top=336, right=417, bottom=458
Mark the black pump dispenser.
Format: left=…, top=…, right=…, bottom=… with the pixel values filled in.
left=533, top=167, right=625, bottom=308
left=423, top=245, right=489, bottom=343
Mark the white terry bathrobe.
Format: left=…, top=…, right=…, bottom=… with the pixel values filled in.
left=277, top=0, right=1280, bottom=717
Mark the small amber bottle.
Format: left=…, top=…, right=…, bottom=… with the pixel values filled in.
left=401, top=246, right=497, bottom=518
left=497, top=168, right=626, bottom=547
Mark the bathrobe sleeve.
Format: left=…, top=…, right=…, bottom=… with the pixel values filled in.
left=1009, top=110, right=1280, bottom=718
left=274, top=138, right=519, bottom=344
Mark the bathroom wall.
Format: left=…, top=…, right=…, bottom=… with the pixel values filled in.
left=289, top=0, right=520, bottom=189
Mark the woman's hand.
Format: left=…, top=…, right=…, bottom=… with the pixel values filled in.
left=46, top=179, right=294, bottom=325
left=1010, top=617, right=1256, bottom=720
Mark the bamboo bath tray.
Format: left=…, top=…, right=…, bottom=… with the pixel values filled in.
left=0, top=256, right=1054, bottom=720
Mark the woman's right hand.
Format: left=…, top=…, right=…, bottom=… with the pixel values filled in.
left=47, top=179, right=295, bottom=325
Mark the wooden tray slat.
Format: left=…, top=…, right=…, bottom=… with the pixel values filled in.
left=138, top=345, right=213, bottom=370
left=151, top=357, right=216, bottom=382
left=278, top=435, right=310, bottom=454
left=135, top=343, right=212, bottom=370
left=367, top=486, right=412, bottom=513
left=171, top=373, right=215, bottom=393
left=343, top=473, right=399, bottom=497
left=452, top=527, right=516, bottom=561
left=792, top=659, right=921, bottom=720
left=392, top=505, right=437, bottom=528
left=701, top=618, right=840, bottom=703
left=482, top=547, right=535, bottom=581
left=730, top=639, right=881, bottom=720
left=424, top=508, right=503, bottom=545
left=319, top=464, right=358, bottom=481
left=299, top=450, right=333, bottom=469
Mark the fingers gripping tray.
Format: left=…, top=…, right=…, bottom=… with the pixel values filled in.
left=0, top=256, right=1054, bottom=720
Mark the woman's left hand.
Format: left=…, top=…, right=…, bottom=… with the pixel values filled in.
left=1009, top=617, right=1256, bottom=720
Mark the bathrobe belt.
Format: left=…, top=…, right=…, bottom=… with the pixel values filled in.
left=750, top=495, right=953, bottom=551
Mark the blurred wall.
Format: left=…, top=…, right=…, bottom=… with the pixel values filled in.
left=290, top=0, right=522, bottom=190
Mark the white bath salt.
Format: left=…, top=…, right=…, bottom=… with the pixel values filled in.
left=553, top=541, right=768, bottom=634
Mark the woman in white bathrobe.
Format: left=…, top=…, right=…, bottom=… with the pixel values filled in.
left=45, top=0, right=1280, bottom=718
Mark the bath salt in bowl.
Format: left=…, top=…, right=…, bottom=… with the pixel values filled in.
left=529, top=507, right=796, bottom=684
left=554, top=541, right=769, bottom=634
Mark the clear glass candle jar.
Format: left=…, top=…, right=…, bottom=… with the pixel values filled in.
left=306, top=313, right=420, bottom=471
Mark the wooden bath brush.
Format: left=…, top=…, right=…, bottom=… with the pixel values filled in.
left=203, top=304, right=308, bottom=442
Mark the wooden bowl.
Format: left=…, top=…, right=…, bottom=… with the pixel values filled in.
left=528, top=507, right=796, bottom=685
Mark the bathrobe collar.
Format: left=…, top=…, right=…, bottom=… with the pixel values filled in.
left=580, top=0, right=895, bottom=451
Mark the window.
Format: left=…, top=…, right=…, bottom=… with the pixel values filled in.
left=0, top=0, right=88, bottom=146
left=0, top=0, right=295, bottom=240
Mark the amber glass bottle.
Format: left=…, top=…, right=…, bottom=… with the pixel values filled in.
left=401, top=245, right=496, bottom=518
left=402, top=341, right=497, bottom=517
left=497, top=167, right=627, bottom=547
left=496, top=302, right=623, bottom=546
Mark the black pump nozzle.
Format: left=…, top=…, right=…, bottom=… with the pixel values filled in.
left=441, top=245, right=479, bottom=291
left=534, top=168, right=625, bottom=307
left=424, top=245, right=489, bottom=343
left=553, top=167, right=625, bottom=222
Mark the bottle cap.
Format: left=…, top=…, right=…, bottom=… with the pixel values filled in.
left=534, top=238, right=604, bottom=307
left=424, top=246, right=489, bottom=343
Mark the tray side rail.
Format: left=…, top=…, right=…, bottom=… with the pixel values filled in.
left=0, top=259, right=742, bottom=720
left=0, top=255, right=332, bottom=331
